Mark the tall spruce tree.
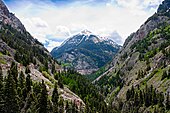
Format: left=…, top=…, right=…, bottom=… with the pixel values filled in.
left=4, top=71, right=19, bottom=113
left=38, top=80, right=48, bottom=113
left=18, top=71, right=25, bottom=89
left=26, top=74, right=31, bottom=93
left=0, top=68, right=4, bottom=112
left=10, top=62, right=18, bottom=87
left=52, top=82, right=59, bottom=113
left=25, top=66, right=31, bottom=74
left=58, top=97, right=64, bottom=113
left=166, top=92, right=170, bottom=110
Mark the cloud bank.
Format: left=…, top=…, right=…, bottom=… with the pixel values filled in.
left=4, top=0, right=163, bottom=51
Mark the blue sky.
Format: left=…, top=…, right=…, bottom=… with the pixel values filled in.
left=4, top=0, right=163, bottom=51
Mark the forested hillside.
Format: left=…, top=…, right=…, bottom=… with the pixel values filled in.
left=93, top=0, right=170, bottom=112
left=0, top=0, right=109, bottom=112
left=1, top=0, right=170, bottom=113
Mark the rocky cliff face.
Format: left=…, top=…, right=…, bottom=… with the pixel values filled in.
left=51, top=30, right=121, bottom=75
left=0, top=0, right=25, bottom=33
left=94, top=0, right=170, bottom=112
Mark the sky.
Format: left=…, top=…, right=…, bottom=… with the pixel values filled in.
left=4, top=0, right=163, bottom=51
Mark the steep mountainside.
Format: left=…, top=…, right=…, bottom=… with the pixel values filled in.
left=94, top=0, right=170, bottom=112
left=0, top=1, right=109, bottom=113
left=51, top=29, right=121, bottom=75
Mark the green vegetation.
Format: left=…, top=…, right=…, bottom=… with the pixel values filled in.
left=161, top=69, right=170, bottom=80
left=0, top=23, right=52, bottom=68
left=0, top=1, right=170, bottom=113
left=86, top=65, right=106, bottom=81
left=54, top=69, right=112, bottom=113
left=42, top=71, right=55, bottom=83
left=124, top=85, right=170, bottom=113
left=0, top=62, right=81, bottom=113
left=131, top=24, right=170, bottom=61
left=0, top=59, right=6, bottom=64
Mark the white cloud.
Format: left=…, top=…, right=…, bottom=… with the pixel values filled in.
left=6, top=0, right=164, bottom=51
left=95, top=28, right=123, bottom=45
left=45, top=40, right=62, bottom=52
left=31, top=18, right=48, bottom=28
left=143, top=0, right=163, bottom=7
left=54, top=26, right=71, bottom=38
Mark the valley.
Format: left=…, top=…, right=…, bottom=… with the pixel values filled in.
left=0, top=0, right=170, bottom=113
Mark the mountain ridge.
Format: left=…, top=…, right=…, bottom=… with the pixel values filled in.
left=51, top=30, right=121, bottom=75
left=0, top=0, right=26, bottom=33
left=93, top=0, right=170, bottom=112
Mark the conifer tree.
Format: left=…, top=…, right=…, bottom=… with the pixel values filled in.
left=4, top=71, right=19, bottom=113
left=38, top=80, right=48, bottom=113
left=161, top=70, right=168, bottom=80
left=58, top=97, right=64, bottom=113
left=168, top=68, right=170, bottom=79
left=25, top=66, right=31, bottom=74
left=0, top=66, right=2, bottom=75
left=52, top=82, right=59, bottom=113
left=52, top=63, right=56, bottom=74
left=65, top=101, right=69, bottom=112
left=18, top=71, right=25, bottom=89
left=166, top=92, right=170, bottom=110
left=158, top=92, right=164, bottom=107
left=0, top=69, right=4, bottom=112
left=152, top=88, right=158, bottom=105
left=26, top=74, right=31, bottom=93
left=126, top=89, right=131, bottom=101
left=139, top=90, right=143, bottom=105
left=58, top=77, right=64, bottom=89
left=131, top=85, right=135, bottom=98
left=10, top=62, right=18, bottom=86
left=134, top=92, right=139, bottom=107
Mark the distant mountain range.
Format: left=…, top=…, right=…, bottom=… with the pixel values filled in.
left=51, top=29, right=121, bottom=75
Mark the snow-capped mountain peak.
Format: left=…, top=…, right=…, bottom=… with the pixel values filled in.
left=81, top=29, right=92, bottom=35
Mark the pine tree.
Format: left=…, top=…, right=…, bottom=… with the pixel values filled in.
left=131, top=85, right=135, bottom=99
left=0, top=70, right=4, bottom=112
left=158, top=92, right=164, bottom=107
left=0, top=66, right=2, bottom=75
left=54, top=73, right=58, bottom=80
left=51, top=63, right=56, bottom=74
left=152, top=88, right=158, bottom=105
left=52, top=82, right=59, bottom=113
left=144, top=85, right=150, bottom=107
left=25, top=66, right=31, bottom=74
left=58, top=97, right=64, bottom=113
left=58, top=77, right=64, bottom=89
left=134, top=92, right=139, bottom=107
left=139, top=90, right=143, bottom=106
left=166, top=92, right=170, bottom=110
left=168, top=68, right=170, bottom=79
left=18, top=71, right=25, bottom=89
left=38, top=80, right=48, bottom=113
left=161, top=71, right=168, bottom=80
left=4, top=71, right=19, bottom=113
left=45, top=60, right=48, bottom=71
left=10, top=62, right=18, bottom=86
left=126, top=89, right=131, bottom=101
left=65, top=101, right=69, bottom=112
left=26, top=74, right=31, bottom=93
